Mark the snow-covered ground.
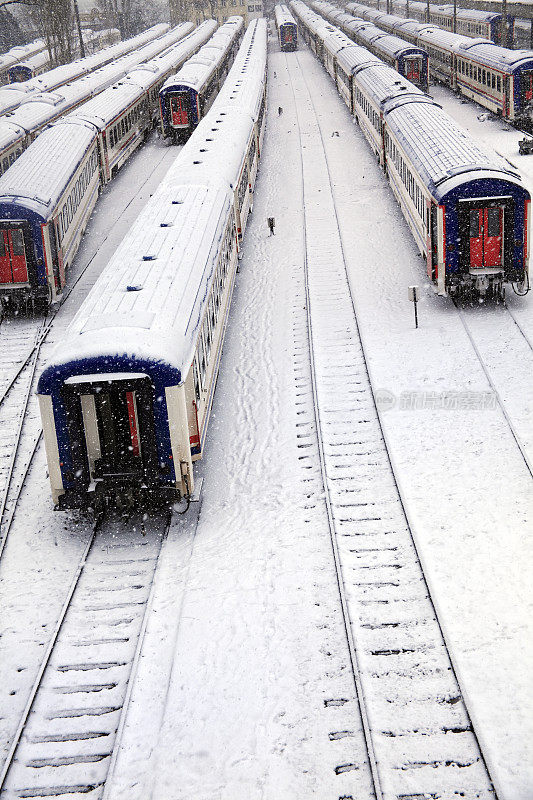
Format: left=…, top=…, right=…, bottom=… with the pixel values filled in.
left=1, top=37, right=532, bottom=800
left=110, top=48, right=532, bottom=799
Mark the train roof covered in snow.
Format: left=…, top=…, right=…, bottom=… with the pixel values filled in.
left=275, top=4, right=297, bottom=27
left=0, top=119, right=96, bottom=217
left=386, top=99, right=524, bottom=198
left=159, top=17, right=243, bottom=94
left=37, top=19, right=267, bottom=394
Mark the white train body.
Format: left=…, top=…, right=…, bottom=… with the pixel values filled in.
left=36, top=20, right=268, bottom=509
left=0, top=23, right=219, bottom=305
left=0, top=25, right=170, bottom=118
left=0, top=23, right=193, bottom=176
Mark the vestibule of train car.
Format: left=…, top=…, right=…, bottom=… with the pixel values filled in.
left=170, top=93, right=190, bottom=129
left=458, top=197, right=514, bottom=273
left=62, top=375, right=159, bottom=499
left=404, top=55, right=421, bottom=83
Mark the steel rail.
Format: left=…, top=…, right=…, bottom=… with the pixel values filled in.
left=286, top=52, right=382, bottom=800
left=0, top=521, right=99, bottom=790
left=100, top=510, right=172, bottom=799
left=454, top=300, right=533, bottom=480
left=286, top=43, right=499, bottom=798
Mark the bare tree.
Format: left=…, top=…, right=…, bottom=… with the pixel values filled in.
left=30, top=0, right=75, bottom=63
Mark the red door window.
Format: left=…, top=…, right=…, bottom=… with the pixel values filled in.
left=0, top=228, right=28, bottom=284
left=405, top=58, right=420, bottom=82
left=126, top=391, right=141, bottom=457
left=171, top=96, right=188, bottom=127
left=523, top=71, right=533, bottom=102
left=469, top=208, right=503, bottom=269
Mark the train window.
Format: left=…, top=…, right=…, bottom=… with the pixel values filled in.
left=2, top=157, right=8, bottom=173
left=497, top=76, right=501, bottom=92
left=492, top=74, right=495, bottom=90
left=470, top=210, right=479, bottom=237
left=11, top=229, right=25, bottom=256
left=193, top=357, right=201, bottom=400
left=487, top=208, right=501, bottom=237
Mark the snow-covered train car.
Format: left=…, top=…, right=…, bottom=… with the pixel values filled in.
left=292, top=3, right=338, bottom=59
left=361, top=0, right=514, bottom=46
left=0, top=23, right=193, bottom=177
left=313, top=1, right=428, bottom=90
left=36, top=20, right=267, bottom=511
left=291, top=0, right=530, bottom=298
left=347, top=2, right=533, bottom=124
left=159, top=17, right=244, bottom=141
left=0, top=121, right=25, bottom=177
left=384, top=98, right=529, bottom=296
left=0, top=23, right=218, bottom=306
left=7, top=49, right=52, bottom=83
left=0, top=40, right=47, bottom=86
left=73, top=21, right=218, bottom=181
left=275, top=5, right=298, bottom=51
left=0, top=121, right=99, bottom=304
left=0, top=24, right=170, bottom=118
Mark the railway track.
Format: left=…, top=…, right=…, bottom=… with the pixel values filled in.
left=0, top=313, right=49, bottom=557
left=287, top=50, right=497, bottom=799
left=0, top=509, right=170, bottom=799
left=453, top=300, right=533, bottom=479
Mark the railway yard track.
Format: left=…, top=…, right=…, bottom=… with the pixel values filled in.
left=0, top=510, right=170, bottom=799
left=286, top=50, right=498, bottom=799
left=453, top=301, right=533, bottom=479
left=0, top=42, right=531, bottom=799
left=0, top=313, right=51, bottom=557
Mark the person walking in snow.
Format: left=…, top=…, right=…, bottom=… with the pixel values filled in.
left=268, top=217, right=275, bottom=235
left=278, top=106, right=283, bottom=115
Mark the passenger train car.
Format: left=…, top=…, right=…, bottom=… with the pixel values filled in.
left=275, top=5, right=299, bottom=51
left=36, top=20, right=268, bottom=511
left=0, top=22, right=218, bottom=306
left=0, top=40, right=47, bottom=86
left=0, top=24, right=169, bottom=118
left=356, top=0, right=514, bottom=46
left=292, top=1, right=530, bottom=298
left=312, top=0, right=428, bottom=90
left=7, top=49, right=52, bottom=83
left=159, top=17, right=244, bottom=142
left=0, top=23, right=191, bottom=178
left=345, top=2, right=533, bottom=123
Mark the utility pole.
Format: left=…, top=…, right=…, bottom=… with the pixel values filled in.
left=73, top=0, right=85, bottom=57
left=501, top=0, right=507, bottom=49
left=426, top=0, right=430, bottom=24
left=453, top=0, right=456, bottom=34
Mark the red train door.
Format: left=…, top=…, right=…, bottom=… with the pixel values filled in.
left=0, top=228, right=29, bottom=283
left=405, top=57, right=420, bottom=83
left=469, top=207, right=503, bottom=268
left=170, top=95, right=188, bottom=127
